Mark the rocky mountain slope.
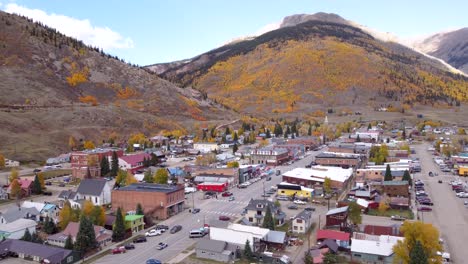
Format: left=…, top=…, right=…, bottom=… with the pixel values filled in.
left=148, top=14, right=468, bottom=116
left=0, top=11, right=232, bottom=161
left=412, top=28, right=468, bottom=74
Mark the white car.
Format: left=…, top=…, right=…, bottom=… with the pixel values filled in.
left=456, top=192, right=467, bottom=197
left=145, top=229, right=162, bottom=237
left=293, top=200, right=307, bottom=205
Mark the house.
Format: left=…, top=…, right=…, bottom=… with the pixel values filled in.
left=351, top=233, right=403, bottom=263
left=318, top=239, right=339, bottom=253
left=308, top=247, right=330, bottom=264
left=125, top=214, right=145, bottom=233
left=5, top=159, right=20, bottom=167
left=118, top=153, right=152, bottom=174
left=0, top=239, right=79, bottom=264
left=287, top=137, right=319, bottom=151
left=0, top=219, right=37, bottom=239
left=264, top=230, right=288, bottom=250
left=0, top=188, right=8, bottom=200
left=244, top=199, right=286, bottom=226
left=75, top=179, right=112, bottom=206
left=0, top=207, right=40, bottom=224
left=292, top=210, right=313, bottom=234
left=282, top=166, right=353, bottom=190
left=150, top=135, right=169, bottom=146
left=47, top=222, right=112, bottom=248
left=196, top=239, right=236, bottom=263
left=250, top=147, right=289, bottom=166
left=276, top=182, right=314, bottom=200
left=316, top=229, right=351, bottom=249
left=193, top=142, right=219, bottom=153
left=21, top=201, right=59, bottom=223
left=209, top=222, right=273, bottom=252
left=112, top=183, right=185, bottom=220
left=7, top=178, right=33, bottom=198
left=325, top=206, right=348, bottom=229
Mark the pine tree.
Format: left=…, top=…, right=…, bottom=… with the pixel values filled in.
left=402, top=170, right=412, bottom=186
left=100, top=156, right=110, bottom=177
left=262, top=205, right=275, bottom=230
left=32, top=175, right=42, bottom=194
left=356, top=134, right=361, bottom=142
left=225, top=126, right=231, bottom=136
left=20, top=229, right=32, bottom=241
left=136, top=203, right=144, bottom=215
left=308, top=125, right=312, bottom=136
left=409, top=240, right=427, bottom=264
left=266, top=129, right=271, bottom=138
left=384, top=164, right=393, bottom=181
left=44, top=217, right=57, bottom=234
left=112, top=207, right=126, bottom=242
left=143, top=170, right=153, bottom=183
left=64, top=234, right=74, bottom=250
left=233, top=144, right=238, bottom=154
left=110, top=151, right=119, bottom=177
left=31, top=232, right=43, bottom=244
left=74, top=215, right=97, bottom=253
left=233, top=132, right=238, bottom=141
left=243, top=239, right=253, bottom=260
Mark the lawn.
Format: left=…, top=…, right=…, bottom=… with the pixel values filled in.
left=40, top=169, right=72, bottom=179
left=367, top=208, right=414, bottom=219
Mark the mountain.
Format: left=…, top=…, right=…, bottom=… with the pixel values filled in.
left=412, top=28, right=468, bottom=74
left=0, top=11, right=232, bottom=161
left=148, top=14, right=468, bottom=116
left=279, top=13, right=351, bottom=28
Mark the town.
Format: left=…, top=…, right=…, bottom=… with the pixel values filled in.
left=0, top=118, right=466, bottom=264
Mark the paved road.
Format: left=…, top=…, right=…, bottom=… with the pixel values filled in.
left=412, top=143, right=468, bottom=264
left=95, top=149, right=325, bottom=264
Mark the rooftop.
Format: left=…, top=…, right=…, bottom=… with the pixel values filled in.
left=351, top=234, right=403, bottom=256
left=0, top=239, right=72, bottom=263
left=0, top=218, right=37, bottom=232
left=282, top=166, right=353, bottom=183
left=77, top=179, right=108, bottom=196
left=326, top=206, right=349, bottom=216
left=382, top=180, right=409, bottom=186
left=316, top=152, right=361, bottom=159
left=316, top=229, right=350, bottom=241
left=116, top=183, right=183, bottom=193
left=124, top=214, right=144, bottom=221
left=196, top=239, right=227, bottom=253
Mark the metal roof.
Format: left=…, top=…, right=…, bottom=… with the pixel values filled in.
left=76, top=179, right=108, bottom=196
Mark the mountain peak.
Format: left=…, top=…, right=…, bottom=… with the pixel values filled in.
left=280, top=12, right=350, bottom=28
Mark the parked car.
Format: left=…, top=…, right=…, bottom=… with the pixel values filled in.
left=191, top=208, right=201, bottom=214
left=156, top=242, right=168, bottom=250
left=287, top=204, right=298, bottom=210
left=391, top=215, right=406, bottom=221
left=133, top=236, right=147, bottom=243
left=304, top=207, right=316, bottom=212
left=112, top=246, right=126, bottom=254
left=59, top=183, right=65, bottom=187
left=419, top=201, right=434, bottom=206
left=219, top=215, right=231, bottom=221
left=417, top=207, right=433, bottom=212
left=277, top=196, right=289, bottom=201
left=33, top=169, right=41, bottom=173
left=124, top=243, right=135, bottom=250
left=428, top=171, right=434, bottom=177
left=45, top=181, right=52, bottom=186
left=228, top=196, right=235, bottom=201
left=43, top=191, right=52, bottom=196
left=170, top=225, right=182, bottom=234
left=145, top=229, right=162, bottom=237
left=293, top=200, right=307, bottom=205
left=222, top=192, right=233, bottom=197
left=156, top=225, right=169, bottom=232
left=146, top=259, right=162, bottom=264
left=438, top=180, right=443, bottom=184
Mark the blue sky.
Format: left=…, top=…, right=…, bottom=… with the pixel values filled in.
left=1, top=0, right=467, bottom=65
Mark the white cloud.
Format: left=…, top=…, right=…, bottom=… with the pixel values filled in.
left=4, top=3, right=134, bottom=51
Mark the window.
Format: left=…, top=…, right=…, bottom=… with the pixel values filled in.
left=67, top=256, right=74, bottom=263
left=293, top=226, right=298, bottom=230
left=296, top=219, right=303, bottom=223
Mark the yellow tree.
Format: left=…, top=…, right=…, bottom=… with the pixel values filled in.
left=83, top=140, right=95, bottom=150
left=115, top=170, right=127, bottom=186
left=125, top=171, right=138, bottom=186
left=227, top=161, right=239, bottom=168
left=37, top=172, right=45, bottom=189
left=59, top=201, right=72, bottom=230
left=128, top=133, right=147, bottom=145
left=393, top=221, right=442, bottom=264
left=9, top=168, right=19, bottom=184
left=82, top=200, right=94, bottom=217
left=378, top=195, right=390, bottom=215
left=259, top=139, right=269, bottom=147
left=0, top=153, right=5, bottom=168
left=323, top=177, right=332, bottom=194
left=9, top=179, right=21, bottom=198
left=68, top=136, right=77, bottom=150
left=153, top=169, right=169, bottom=184
left=87, top=154, right=99, bottom=166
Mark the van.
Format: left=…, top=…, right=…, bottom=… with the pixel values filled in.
left=189, top=229, right=205, bottom=238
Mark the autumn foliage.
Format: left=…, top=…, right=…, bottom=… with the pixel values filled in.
left=79, top=95, right=98, bottom=106
left=66, top=62, right=89, bottom=87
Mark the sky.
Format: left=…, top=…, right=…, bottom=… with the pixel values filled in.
left=1, top=0, right=467, bottom=66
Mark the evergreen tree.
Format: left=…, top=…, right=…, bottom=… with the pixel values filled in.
left=112, top=207, right=126, bottom=242
left=409, top=240, right=428, bottom=264
left=402, top=170, right=412, bottom=186
left=308, top=125, right=312, bottom=136
left=44, top=217, right=57, bottom=234
left=64, top=234, right=74, bottom=250
left=150, top=154, right=158, bottom=166
left=110, top=151, right=119, bottom=177
left=243, top=239, right=253, bottom=260
left=225, top=126, right=231, bottom=136
left=368, top=123, right=372, bottom=130
left=31, top=232, right=43, bottom=244
left=233, top=144, right=238, bottom=154
left=291, top=123, right=297, bottom=136
left=356, top=134, right=361, bottom=142
left=262, top=205, right=275, bottom=230
left=74, top=216, right=97, bottom=253
left=266, top=129, right=271, bottom=138
left=402, top=129, right=407, bottom=140
left=100, top=156, right=110, bottom=176
left=143, top=170, right=153, bottom=183
left=32, top=175, right=42, bottom=194
left=384, top=164, right=393, bottom=181
left=136, top=203, right=144, bottom=215
left=233, top=132, right=238, bottom=141
left=20, top=229, right=32, bottom=241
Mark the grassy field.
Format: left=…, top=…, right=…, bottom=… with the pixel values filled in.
left=23, top=169, right=72, bottom=179
left=367, top=208, right=415, bottom=219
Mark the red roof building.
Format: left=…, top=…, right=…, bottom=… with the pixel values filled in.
left=359, top=224, right=403, bottom=237
left=7, top=178, right=33, bottom=197
left=316, top=229, right=351, bottom=242
left=118, top=153, right=152, bottom=174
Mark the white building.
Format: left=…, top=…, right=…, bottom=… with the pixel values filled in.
left=351, top=233, right=403, bottom=263
left=59, top=179, right=111, bottom=208
left=210, top=223, right=270, bottom=251
left=0, top=219, right=37, bottom=239
left=292, top=210, right=313, bottom=234
left=21, top=201, right=60, bottom=223
left=282, top=166, right=353, bottom=188
left=193, top=143, right=220, bottom=153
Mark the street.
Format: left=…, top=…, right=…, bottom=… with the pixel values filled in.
left=95, top=149, right=325, bottom=264
left=412, top=143, right=468, bottom=264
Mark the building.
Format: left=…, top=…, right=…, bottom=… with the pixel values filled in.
left=209, top=222, right=274, bottom=252
left=196, top=182, right=228, bottom=192
left=193, top=168, right=239, bottom=188
left=327, top=143, right=356, bottom=154
left=356, top=168, right=408, bottom=183
left=7, top=178, right=33, bottom=198
left=292, top=210, right=313, bottom=234
left=244, top=199, right=286, bottom=226
left=46, top=222, right=112, bottom=248
left=275, top=143, right=305, bottom=160
left=5, top=159, right=20, bottom=167
left=118, top=153, right=152, bottom=174
left=314, top=152, right=362, bottom=168
left=0, top=239, right=79, bottom=264
left=358, top=224, right=403, bottom=237
left=250, top=147, right=289, bottom=166
left=73, top=179, right=112, bottom=206
left=0, top=207, right=40, bottom=224
left=325, top=206, right=348, bottom=229
left=286, top=137, right=319, bottom=151
left=195, top=239, right=236, bottom=263
left=351, top=233, right=403, bottom=263
left=0, top=219, right=37, bottom=240
left=378, top=181, right=409, bottom=198
left=193, top=142, right=220, bottom=153
left=316, top=229, right=351, bottom=249
left=21, top=201, right=59, bottom=223
left=125, top=214, right=145, bottom=233
left=71, top=148, right=124, bottom=179
left=276, top=182, right=314, bottom=200
left=282, top=166, right=353, bottom=190
left=112, top=183, right=185, bottom=220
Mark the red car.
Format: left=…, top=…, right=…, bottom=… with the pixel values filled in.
left=417, top=207, right=432, bottom=212
left=221, top=192, right=233, bottom=197
left=219, top=215, right=231, bottom=221
left=112, top=246, right=126, bottom=254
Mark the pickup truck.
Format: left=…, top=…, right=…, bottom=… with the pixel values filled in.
left=391, top=215, right=406, bottom=221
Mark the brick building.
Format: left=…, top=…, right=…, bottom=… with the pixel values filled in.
left=71, top=148, right=123, bottom=179
left=111, top=183, right=184, bottom=220
left=286, top=137, right=319, bottom=151
left=282, top=166, right=353, bottom=190
left=250, top=147, right=289, bottom=166
left=370, top=181, right=409, bottom=198
left=314, top=152, right=362, bottom=168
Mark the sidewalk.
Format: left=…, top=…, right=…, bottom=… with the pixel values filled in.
left=167, top=249, right=195, bottom=264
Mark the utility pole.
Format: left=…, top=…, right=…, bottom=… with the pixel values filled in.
left=192, top=191, right=195, bottom=211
